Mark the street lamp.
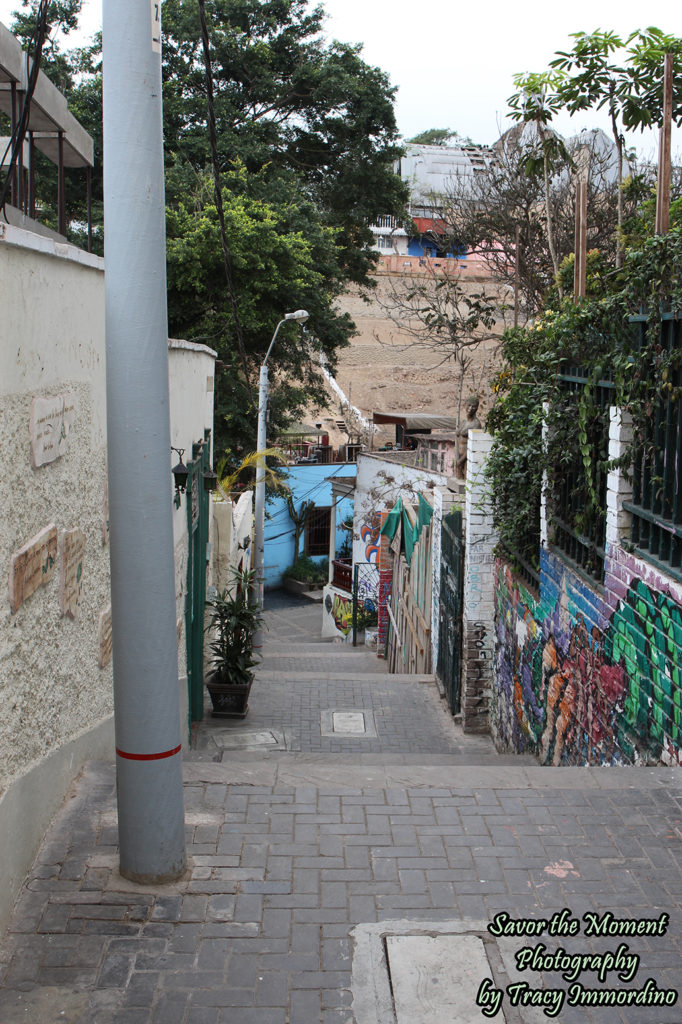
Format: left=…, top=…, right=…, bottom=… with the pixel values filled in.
left=252, top=310, right=309, bottom=631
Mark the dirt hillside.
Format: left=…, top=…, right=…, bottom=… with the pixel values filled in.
left=308, top=267, right=507, bottom=447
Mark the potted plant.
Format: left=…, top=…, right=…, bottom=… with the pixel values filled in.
left=283, top=555, right=329, bottom=595
left=205, top=567, right=263, bottom=718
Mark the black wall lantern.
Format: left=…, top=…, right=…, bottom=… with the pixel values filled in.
left=171, top=447, right=188, bottom=507
left=203, top=466, right=218, bottom=492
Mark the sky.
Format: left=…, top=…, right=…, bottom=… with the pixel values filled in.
left=0, top=0, right=679, bottom=158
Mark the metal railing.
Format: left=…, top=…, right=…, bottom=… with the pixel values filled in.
left=548, top=366, right=613, bottom=583
left=624, top=314, right=682, bottom=580
left=331, top=558, right=352, bottom=592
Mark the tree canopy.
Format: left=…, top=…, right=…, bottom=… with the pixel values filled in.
left=6, top=0, right=408, bottom=462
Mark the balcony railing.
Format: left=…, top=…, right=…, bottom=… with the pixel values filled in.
left=331, top=558, right=352, bottom=592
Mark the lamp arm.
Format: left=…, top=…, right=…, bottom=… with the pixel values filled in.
left=262, top=319, right=285, bottom=370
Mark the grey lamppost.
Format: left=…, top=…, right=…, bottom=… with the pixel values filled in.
left=252, top=310, right=309, bottom=629
left=103, top=0, right=186, bottom=881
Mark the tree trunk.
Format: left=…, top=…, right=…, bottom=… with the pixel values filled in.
left=538, top=122, right=562, bottom=299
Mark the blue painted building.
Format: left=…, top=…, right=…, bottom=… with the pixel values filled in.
left=263, top=463, right=356, bottom=589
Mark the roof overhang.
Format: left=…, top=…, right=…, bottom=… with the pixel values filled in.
left=0, top=22, right=94, bottom=167
left=372, top=411, right=459, bottom=431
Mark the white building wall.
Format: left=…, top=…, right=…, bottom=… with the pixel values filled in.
left=462, top=430, right=498, bottom=732
left=352, top=453, right=447, bottom=567
left=0, top=225, right=111, bottom=934
left=430, top=486, right=459, bottom=672
left=168, top=339, right=216, bottom=745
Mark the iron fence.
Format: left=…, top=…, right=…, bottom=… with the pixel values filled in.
left=352, top=562, right=380, bottom=647
left=623, top=314, right=682, bottom=580
left=548, top=366, right=614, bottom=582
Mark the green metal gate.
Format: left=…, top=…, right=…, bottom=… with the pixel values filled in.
left=437, top=509, right=463, bottom=715
left=185, top=432, right=211, bottom=727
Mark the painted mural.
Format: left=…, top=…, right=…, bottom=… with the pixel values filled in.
left=361, top=514, right=382, bottom=562
left=494, top=547, right=682, bottom=767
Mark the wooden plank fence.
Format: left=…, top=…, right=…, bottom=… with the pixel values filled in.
left=385, top=501, right=433, bottom=674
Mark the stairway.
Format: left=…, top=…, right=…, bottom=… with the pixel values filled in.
left=189, top=591, right=535, bottom=770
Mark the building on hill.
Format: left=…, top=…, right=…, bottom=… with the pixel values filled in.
left=370, top=140, right=493, bottom=262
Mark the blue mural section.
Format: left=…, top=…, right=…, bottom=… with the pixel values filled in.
left=406, top=238, right=467, bottom=259
left=264, top=463, right=356, bottom=590
left=493, top=547, right=682, bottom=766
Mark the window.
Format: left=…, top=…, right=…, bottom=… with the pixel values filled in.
left=305, top=507, right=331, bottom=556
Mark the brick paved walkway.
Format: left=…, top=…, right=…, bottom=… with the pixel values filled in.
left=1, top=593, right=681, bottom=1023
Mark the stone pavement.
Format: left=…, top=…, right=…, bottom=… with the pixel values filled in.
left=1, top=592, right=681, bottom=1023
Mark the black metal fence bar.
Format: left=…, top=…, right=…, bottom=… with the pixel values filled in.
left=626, top=315, right=682, bottom=581
left=550, top=368, right=613, bottom=582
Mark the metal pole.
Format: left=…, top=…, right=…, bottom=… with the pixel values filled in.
left=103, top=0, right=186, bottom=883
left=252, top=359, right=269, bottom=641
left=252, top=310, right=308, bottom=646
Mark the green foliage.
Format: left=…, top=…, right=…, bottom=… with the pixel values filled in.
left=205, top=567, right=263, bottom=685
left=161, top=0, right=408, bottom=286
left=8, top=0, right=407, bottom=459
left=486, top=229, right=682, bottom=571
left=407, top=128, right=459, bottom=146
left=285, top=556, right=328, bottom=583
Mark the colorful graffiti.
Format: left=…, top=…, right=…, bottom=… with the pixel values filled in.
left=494, top=548, right=682, bottom=766
left=361, top=514, right=381, bottom=562
left=330, top=592, right=352, bottom=637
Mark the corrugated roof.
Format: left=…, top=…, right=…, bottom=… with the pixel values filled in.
left=372, top=411, right=459, bottom=430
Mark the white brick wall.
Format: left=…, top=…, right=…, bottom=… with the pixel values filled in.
left=462, top=431, right=498, bottom=732
left=605, top=407, right=633, bottom=547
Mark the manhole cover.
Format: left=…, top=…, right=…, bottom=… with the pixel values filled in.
left=212, top=729, right=284, bottom=750
left=321, top=709, right=377, bottom=737
left=386, top=934, right=490, bottom=1023
left=333, top=711, right=366, bottom=733
left=350, top=920, right=510, bottom=1024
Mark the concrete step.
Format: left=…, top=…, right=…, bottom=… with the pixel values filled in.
left=255, top=669, right=437, bottom=683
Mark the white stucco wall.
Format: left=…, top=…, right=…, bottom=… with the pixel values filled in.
left=213, top=489, right=253, bottom=593
left=0, top=225, right=111, bottom=933
left=352, top=453, right=447, bottom=567
left=168, top=339, right=216, bottom=743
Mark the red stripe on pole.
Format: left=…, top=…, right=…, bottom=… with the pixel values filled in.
left=116, top=744, right=182, bottom=761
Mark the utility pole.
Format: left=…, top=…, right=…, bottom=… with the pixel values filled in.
left=102, top=0, right=186, bottom=882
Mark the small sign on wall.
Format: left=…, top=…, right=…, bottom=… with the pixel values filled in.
left=29, top=393, right=76, bottom=468
left=59, top=528, right=86, bottom=618
left=99, top=605, right=113, bottom=668
left=151, top=0, right=161, bottom=52
left=9, top=524, right=58, bottom=613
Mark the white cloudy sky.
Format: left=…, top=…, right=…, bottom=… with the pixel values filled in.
left=1, top=0, right=679, bottom=156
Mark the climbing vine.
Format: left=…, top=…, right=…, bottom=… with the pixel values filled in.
left=486, top=228, right=682, bottom=576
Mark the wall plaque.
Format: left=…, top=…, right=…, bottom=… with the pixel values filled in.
left=9, top=524, right=58, bottom=613
left=29, top=393, right=77, bottom=468
left=59, top=528, right=86, bottom=618
left=99, top=605, right=113, bottom=668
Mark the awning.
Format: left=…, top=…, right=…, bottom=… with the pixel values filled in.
left=372, top=411, right=459, bottom=431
